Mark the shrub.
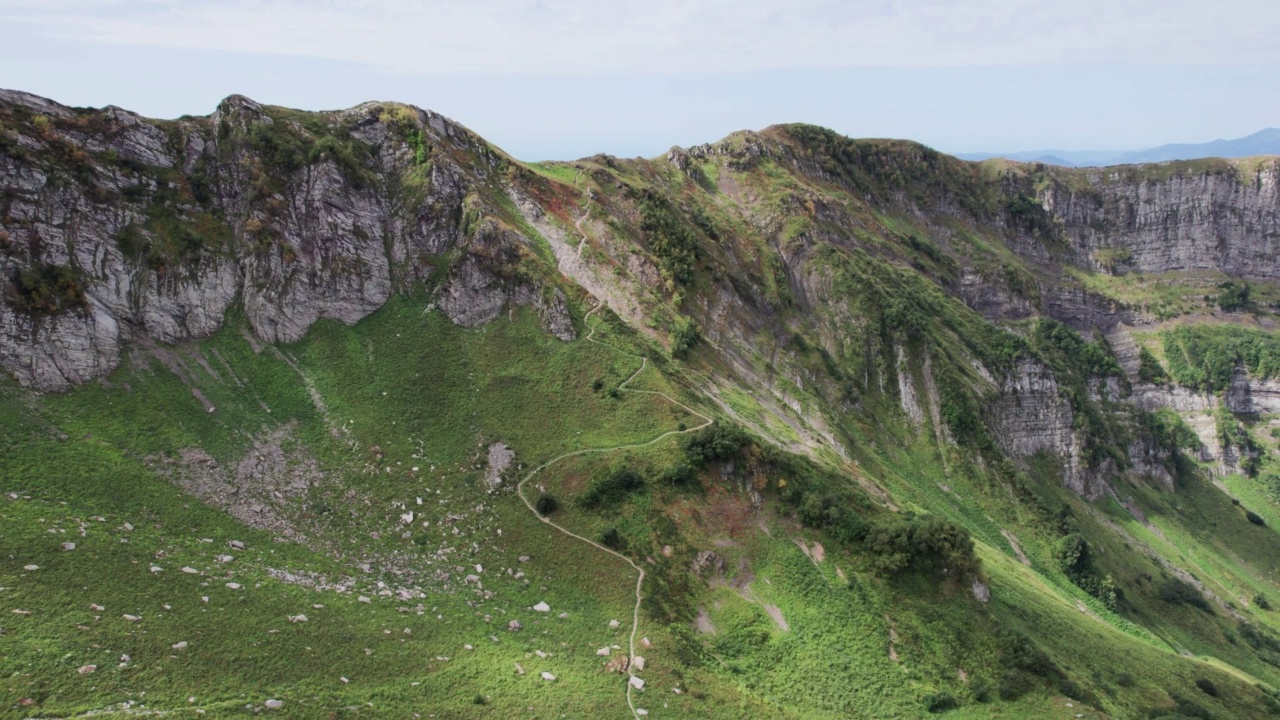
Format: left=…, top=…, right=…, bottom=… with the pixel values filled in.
left=600, top=527, right=623, bottom=550
left=1157, top=578, right=1212, bottom=612
left=682, top=423, right=749, bottom=467
left=671, top=316, right=699, bottom=359
left=1162, top=324, right=1280, bottom=392
left=1138, top=346, right=1169, bottom=384
left=1217, top=280, right=1250, bottom=312
left=1116, top=672, right=1135, bottom=687
left=923, top=691, right=958, bottom=713
left=1058, top=679, right=1087, bottom=701
left=5, top=262, right=88, bottom=315
left=997, top=629, right=1056, bottom=677
left=658, top=463, right=696, bottom=487
left=591, top=378, right=604, bottom=392
left=863, top=517, right=978, bottom=578
left=1256, top=594, right=1272, bottom=611
left=579, top=468, right=645, bottom=509
left=535, top=493, right=559, bottom=516
left=637, top=193, right=700, bottom=290
left=997, top=670, right=1033, bottom=701
left=1245, top=510, right=1266, bottom=526
left=1195, top=678, right=1219, bottom=697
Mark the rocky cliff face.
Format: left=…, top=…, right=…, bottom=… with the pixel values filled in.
left=0, top=90, right=573, bottom=390
left=990, top=357, right=1100, bottom=498
left=1042, top=160, right=1280, bottom=280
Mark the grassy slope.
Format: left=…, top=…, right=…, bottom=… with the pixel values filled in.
left=5, top=119, right=1280, bottom=718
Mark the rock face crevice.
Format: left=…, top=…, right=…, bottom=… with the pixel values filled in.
left=0, top=89, right=575, bottom=390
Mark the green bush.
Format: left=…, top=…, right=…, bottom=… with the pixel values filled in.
left=1138, top=346, right=1169, bottom=384
left=535, top=493, right=559, bottom=516
left=1157, top=578, right=1212, bottom=612
left=862, top=517, right=978, bottom=578
left=1053, top=533, right=1118, bottom=609
left=579, top=467, right=645, bottom=509
left=1195, top=678, right=1219, bottom=697
left=5, top=262, right=87, bottom=315
left=637, top=192, right=701, bottom=290
left=671, top=316, right=699, bottom=359
left=599, top=527, right=623, bottom=550
left=997, top=629, right=1057, bottom=677
left=1255, top=594, right=1272, bottom=611
left=658, top=463, right=697, bottom=487
left=1217, top=280, right=1250, bottom=312
left=1162, top=324, right=1280, bottom=392
left=682, top=423, right=749, bottom=467
left=923, top=691, right=958, bottom=713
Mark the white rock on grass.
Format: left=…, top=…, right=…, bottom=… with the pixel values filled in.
left=215, top=555, right=234, bottom=564
left=632, top=656, right=646, bottom=671
left=264, top=699, right=283, bottom=709
left=226, top=583, right=242, bottom=590
left=629, top=676, right=645, bottom=690
left=150, top=566, right=163, bottom=573
left=89, top=603, right=105, bottom=611
left=122, top=614, right=140, bottom=622
left=540, top=672, right=556, bottom=681
left=289, top=614, right=308, bottom=623
left=358, top=596, right=371, bottom=604
left=507, top=620, right=522, bottom=631
left=532, top=601, right=550, bottom=612
left=535, top=650, right=548, bottom=658
left=596, top=647, right=611, bottom=656
left=608, top=619, right=621, bottom=629
left=23, top=565, right=38, bottom=571
left=172, top=641, right=189, bottom=649
left=77, top=664, right=96, bottom=675
left=181, top=567, right=199, bottom=574
left=60, top=542, right=76, bottom=551
left=514, top=662, right=525, bottom=675
left=228, top=540, right=245, bottom=550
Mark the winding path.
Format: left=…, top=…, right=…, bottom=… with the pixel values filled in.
left=516, top=202, right=712, bottom=718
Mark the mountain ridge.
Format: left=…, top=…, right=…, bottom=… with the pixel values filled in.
left=4, top=88, right=1280, bottom=718
left=958, top=127, right=1280, bottom=167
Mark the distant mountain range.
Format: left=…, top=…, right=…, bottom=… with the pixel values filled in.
left=957, top=127, right=1280, bottom=167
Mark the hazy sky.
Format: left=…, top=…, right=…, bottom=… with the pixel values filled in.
left=2, top=0, right=1278, bottom=160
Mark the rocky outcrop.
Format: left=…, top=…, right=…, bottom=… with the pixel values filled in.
left=1226, top=367, right=1280, bottom=415
left=1042, top=160, right=1280, bottom=281
left=990, top=358, right=1098, bottom=498
left=0, top=90, right=575, bottom=390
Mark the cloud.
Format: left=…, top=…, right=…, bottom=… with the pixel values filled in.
left=2, top=0, right=1278, bottom=75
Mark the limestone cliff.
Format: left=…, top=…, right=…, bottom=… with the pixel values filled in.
left=0, top=90, right=573, bottom=390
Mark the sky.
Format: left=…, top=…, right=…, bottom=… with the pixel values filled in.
left=1, top=0, right=1279, bottom=161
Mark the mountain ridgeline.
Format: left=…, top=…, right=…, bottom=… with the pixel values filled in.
left=3, top=88, right=1280, bottom=718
